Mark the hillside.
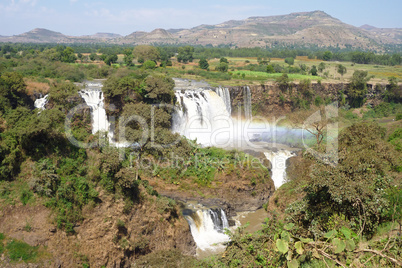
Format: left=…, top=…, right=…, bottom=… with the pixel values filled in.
left=165, top=11, right=391, bottom=49
left=0, top=11, right=401, bottom=49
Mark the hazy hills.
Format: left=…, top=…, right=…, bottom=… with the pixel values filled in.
left=1, top=11, right=401, bottom=49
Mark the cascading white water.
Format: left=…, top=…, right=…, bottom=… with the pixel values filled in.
left=263, top=150, right=295, bottom=188
left=185, top=208, right=230, bottom=253
left=34, top=94, right=48, bottom=111
left=243, top=86, right=252, bottom=120
left=215, top=87, right=231, bottom=115
left=79, top=83, right=110, bottom=136
left=173, top=89, right=232, bottom=146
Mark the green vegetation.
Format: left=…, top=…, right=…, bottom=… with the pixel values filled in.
left=198, top=58, right=209, bottom=69
left=6, top=240, right=39, bottom=262
left=0, top=42, right=401, bottom=267
left=235, top=70, right=317, bottom=81
left=0, top=234, right=41, bottom=263
left=198, top=123, right=402, bottom=267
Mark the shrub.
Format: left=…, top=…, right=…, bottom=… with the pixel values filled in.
left=301, top=123, right=400, bottom=236
left=20, top=189, right=32, bottom=205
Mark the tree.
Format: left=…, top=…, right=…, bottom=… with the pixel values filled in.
left=318, top=62, right=326, bottom=73
left=48, top=82, right=79, bottom=110
left=142, top=60, right=156, bottom=70
left=285, top=57, right=294, bottom=66
left=89, top=53, right=98, bottom=61
left=337, top=64, right=347, bottom=78
left=215, top=62, right=228, bottom=72
left=144, top=75, right=175, bottom=104
left=103, top=54, right=118, bottom=66
left=177, top=46, right=194, bottom=63
left=266, top=65, right=275, bottom=73
left=276, top=73, right=290, bottom=92
left=102, top=76, right=143, bottom=111
left=348, top=70, right=371, bottom=108
left=123, top=54, right=134, bottom=66
left=198, top=58, right=209, bottom=69
left=303, top=123, right=401, bottom=235
left=220, top=57, right=229, bottom=64
left=60, top=47, right=77, bottom=63
left=323, top=51, right=333, bottom=61
left=0, top=72, right=30, bottom=111
left=133, top=45, right=160, bottom=63
left=383, top=76, right=401, bottom=102
left=310, top=65, right=318, bottom=76
left=299, top=64, right=308, bottom=74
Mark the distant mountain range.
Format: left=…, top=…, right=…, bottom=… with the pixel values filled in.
left=1, top=11, right=401, bottom=50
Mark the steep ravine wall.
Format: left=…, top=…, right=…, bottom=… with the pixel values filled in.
left=227, top=82, right=398, bottom=118
left=0, top=187, right=196, bottom=267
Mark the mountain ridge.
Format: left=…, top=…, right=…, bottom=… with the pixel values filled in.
left=1, top=11, right=401, bottom=49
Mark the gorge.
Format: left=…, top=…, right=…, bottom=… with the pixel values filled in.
left=74, top=78, right=298, bottom=254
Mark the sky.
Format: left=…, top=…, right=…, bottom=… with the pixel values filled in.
left=0, top=0, right=401, bottom=36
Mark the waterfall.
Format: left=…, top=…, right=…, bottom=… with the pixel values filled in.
left=264, top=150, right=295, bottom=188
left=34, top=94, right=48, bottom=111
left=172, top=80, right=268, bottom=148
left=79, top=82, right=111, bottom=137
left=184, top=207, right=230, bottom=252
left=244, top=86, right=252, bottom=120
left=215, top=87, right=231, bottom=115
left=173, top=89, right=231, bottom=146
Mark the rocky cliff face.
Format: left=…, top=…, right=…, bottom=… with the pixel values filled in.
left=227, top=82, right=395, bottom=118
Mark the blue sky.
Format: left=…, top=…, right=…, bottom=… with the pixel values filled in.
left=0, top=0, right=401, bottom=36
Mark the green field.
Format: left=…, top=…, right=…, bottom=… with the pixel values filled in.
left=231, top=70, right=319, bottom=81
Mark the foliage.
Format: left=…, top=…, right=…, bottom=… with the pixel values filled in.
left=323, top=51, right=333, bottom=61
left=0, top=71, right=32, bottom=112
left=348, top=70, right=372, bottom=108
left=215, top=62, right=229, bottom=72
left=152, top=146, right=267, bottom=187
left=309, top=65, right=318, bottom=76
left=133, top=45, right=160, bottom=63
left=48, top=81, right=80, bottom=110
left=60, top=47, right=77, bottom=63
left=299, top=123, right=401, bottom=236
left=123, top=54, right=134, bottom=66
left=103, top=74, right=144, bottom=101
left=103, top=54, right=118, bottom=66
left=198, top=58, right=209, bottom=69
left=141, top=60, right=156, bottom=70
left=285, top=57, right=295, bottom=66
left=177, top=46, right=194, bottom=63
left=384, top=186, right=402, bottom=232
left=89, top=53, right=98, bottom=61
left=383, top=76, right=402, bottom=102
left=317, top=62, right=326, bottom=73
left=337, top=64, right=347, bottom=77
left=143, top=75, right=175, bottom=104
left=276, top=73, right=290, bottom=92
left=388, top=127, right=402, bottom=152
left=219, top=57, right=229, bottom=64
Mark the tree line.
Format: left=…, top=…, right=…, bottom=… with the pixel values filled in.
left=1, top=43, right=401, bottom=66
